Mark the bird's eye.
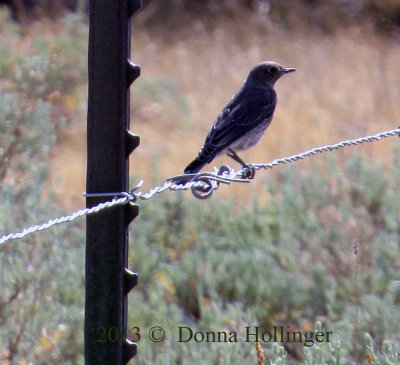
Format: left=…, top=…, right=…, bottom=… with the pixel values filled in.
left=268, top=66, right=278, bottom=74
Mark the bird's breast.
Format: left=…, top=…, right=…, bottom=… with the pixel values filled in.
left=229, top=118, right=271, bottom=152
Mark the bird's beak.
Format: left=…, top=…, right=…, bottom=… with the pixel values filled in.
left=284, top=67, right=296, bottom=73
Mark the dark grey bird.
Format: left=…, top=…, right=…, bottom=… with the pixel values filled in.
left=183, top=61, right=295, bottom=179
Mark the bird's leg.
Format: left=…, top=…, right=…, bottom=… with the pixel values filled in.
left=227, top=149, right=247, bottom=166
left=227, top=149, right=255, bottom=179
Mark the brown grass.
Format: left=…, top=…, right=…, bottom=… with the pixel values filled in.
left=49, top=14, right=400, bottom=208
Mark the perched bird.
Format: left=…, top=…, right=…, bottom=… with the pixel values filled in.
left=183, top=61, right=295, bottom=179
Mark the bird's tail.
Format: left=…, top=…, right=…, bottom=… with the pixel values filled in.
left=184, top=158, right=205, bottom=174
left=168, top=158, right=204, bottom=186
left=169, top=153, right=214, bottom=185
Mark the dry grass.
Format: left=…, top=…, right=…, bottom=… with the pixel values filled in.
left=49, top=14, right=400, bottom=208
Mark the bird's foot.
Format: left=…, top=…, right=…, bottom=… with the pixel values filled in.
left=241, top=165, right=255, bottom=179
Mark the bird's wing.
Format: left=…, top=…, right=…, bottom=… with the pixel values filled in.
left=196, top=86, right=276, bottom=163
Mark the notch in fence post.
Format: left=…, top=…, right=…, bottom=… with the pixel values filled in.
left=85, top=1, right=142, bottom=364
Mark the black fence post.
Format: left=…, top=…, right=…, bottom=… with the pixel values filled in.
left=85, top=1, right=142, bottom=364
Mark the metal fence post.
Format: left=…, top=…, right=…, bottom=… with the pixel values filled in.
left=85, top=1, right=142, bottom=364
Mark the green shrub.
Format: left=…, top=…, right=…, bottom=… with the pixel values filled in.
left=0, top=12, right=86, bottom=364
left=129, top=152, right=400, bottom=363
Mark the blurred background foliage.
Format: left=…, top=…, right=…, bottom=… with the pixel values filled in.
left=0, top=1, right=400, bottom=364
left=3, top=0, right=400, bottom=33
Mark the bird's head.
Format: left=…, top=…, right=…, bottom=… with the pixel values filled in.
left=247, top=61, right=295, bottom=86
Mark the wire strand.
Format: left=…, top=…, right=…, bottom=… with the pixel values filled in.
left=1, top=127, right=399, bottom=246
left=0, top=197, right=129, bottom=245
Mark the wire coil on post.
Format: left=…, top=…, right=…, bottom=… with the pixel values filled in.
left=191, top=177, right=216, bottom=199
left=168, top=165, right=250, bottom=200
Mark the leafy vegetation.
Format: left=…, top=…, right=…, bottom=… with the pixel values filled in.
left=0, top=11, right=86, bottom=364
left=127, top=152, right=400, bottom=364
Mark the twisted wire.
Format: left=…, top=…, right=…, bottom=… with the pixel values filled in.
left=249, top=127, right=400, bottom=172
left=0, top=196, right=129, bottom=245
left=0, top=127, right=399, bottom=245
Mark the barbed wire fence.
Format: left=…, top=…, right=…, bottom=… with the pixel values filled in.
left=0, top=126, right=399, bottom=247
